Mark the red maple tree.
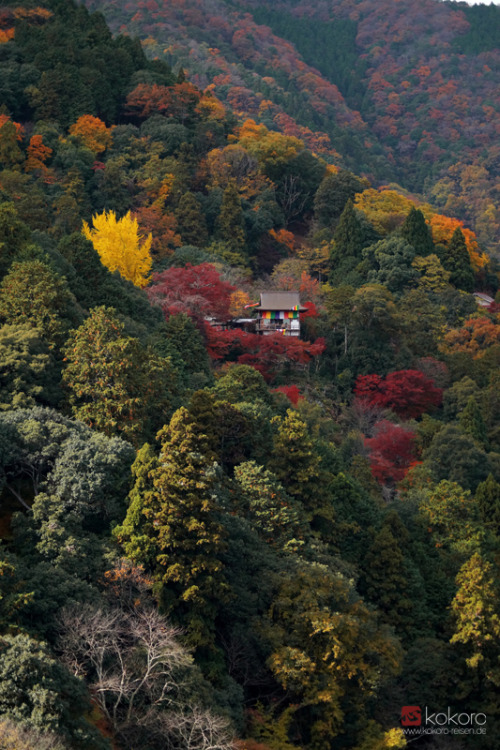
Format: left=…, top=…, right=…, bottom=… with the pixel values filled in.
left=354, top=369, right=442, bottom=419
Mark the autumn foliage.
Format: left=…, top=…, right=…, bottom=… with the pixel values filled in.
left=354, top=369, right=442, bottom=419
left=204, top=324, right=325, bottom=381
left=365, top=420, right=418, bottom=485
left=82, top=210, right=153, bottom=288
left=441, top=317, right=500, bottom=359
left=69, top=114, right=113, bottom=154
left=274, top=384, right=302, bottom=405
left=147, top=263, right=236, bottom=323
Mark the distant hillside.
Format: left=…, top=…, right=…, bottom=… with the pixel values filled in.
left=82, top=0, right=500, bottom=255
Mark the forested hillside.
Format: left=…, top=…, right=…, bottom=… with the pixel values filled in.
left=81, top=0, right=500, bottom=256
left=0, top=0, right=500, bottom=749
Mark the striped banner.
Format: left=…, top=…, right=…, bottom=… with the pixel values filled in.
left=261, top=310, right=299, bottom=319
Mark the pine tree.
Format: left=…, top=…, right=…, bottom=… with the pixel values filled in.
left=113, top=443, right=159, bottom=567
left=400, top=206, right=434, bottom=256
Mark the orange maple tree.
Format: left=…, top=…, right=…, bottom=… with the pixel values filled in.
left=69, top=115, right=113, bottom=154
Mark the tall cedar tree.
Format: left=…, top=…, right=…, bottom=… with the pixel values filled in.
left=0, top=260, right=77, bottom=349
left=450, top=553, right=500, bottom=692
left=175, top=192, right=208, bottom=248
left=441, top=227, right=475, bottom=292
left=121, top=407, right=227, bottom=649
left=361, top=519, right=413, bottom=638
left=269, top=408, right=323, bottom=517
left=400, top=206, right=434, bottom=256
left=62, top=307, right=174, bottom=444
left=216, top=181, right=246, bottom=251
left=475, top=475, right=500, bottom=535
left=330, top=198, right=364, bottom=267
left=459, top=395, right=488, bottom=449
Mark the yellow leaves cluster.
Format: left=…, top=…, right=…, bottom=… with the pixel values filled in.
left=354, top=188, right=417, bottom=235
left=229, top=289, right=252, bottom=318
left=83, top=210, right=152, bottom=288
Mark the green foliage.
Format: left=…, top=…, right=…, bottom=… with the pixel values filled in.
left=149, top=313, right=212, bottom=391
left=450, top=553, right=500, bottom=691
left=263, top=558, right=402, bottom=747
left=438, top=227, right=475, bottom=292
left=45, top=430, right=134, bottom=525
left=62, top=306, right=176, bottom=444
left=0, top=0, right=498, bottom=743
left=269, top=409, right=322, bottom=516
left=217, top=181, right=246, bottom=251
left=475, top=474, right=500, bottom=535
left=0, top=260, right=79, bottom=349
left=0, top=407, right=79, bottom=512
left=418, top=479, right=483, bottom=557
left=7, top=0, right=170, bottom=127
left=175, top=191, right=208, bottom=248
left=233, top=461, right=305, bottom=552
left=0, top=633, right=107, bottom=749
left=0, top=718, right=71, bottom=750
left=213, top=365, right=273, bottom=407
left=364, top=236, right=419, bottom=293
left=116, top=407, right=227, bottom=649
left=187, top=390, right=255, bottom=472
left=314, top=170, right=367, bottom=230
left=0, top=203, right=31, bottom=279
left=113, top=443, right=159, bottom=567
left=330, top=199, right=365, bottom=267
left=424, top=425, right=491, bottom=492
left=361, top=518, right=414, bottom=638
left=0, top=324, right=56, bottom=410
left=459, top=395, right=488, bottom=449
left=400, top=207, right=434, bottom=256
left=0, top=548, right=33, bottom=633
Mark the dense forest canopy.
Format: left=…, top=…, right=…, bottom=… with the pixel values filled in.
left=81, top=0, right=500, bottom=256
left=0, top=0, right=499, bottom=748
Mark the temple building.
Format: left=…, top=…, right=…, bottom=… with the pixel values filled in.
left=255, top=292, right=306, bottom=337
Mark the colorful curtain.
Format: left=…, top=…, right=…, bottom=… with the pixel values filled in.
left=261, top=310, right=299, bottom=319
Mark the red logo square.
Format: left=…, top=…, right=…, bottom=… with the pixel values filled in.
left=401, top=706, right=422, bottom=726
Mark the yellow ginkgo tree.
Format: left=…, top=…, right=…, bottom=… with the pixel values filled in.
left=83, top=210, right=153, bottom=288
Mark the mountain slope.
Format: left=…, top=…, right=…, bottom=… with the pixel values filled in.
left=82, top=0, right=500, bottom=254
